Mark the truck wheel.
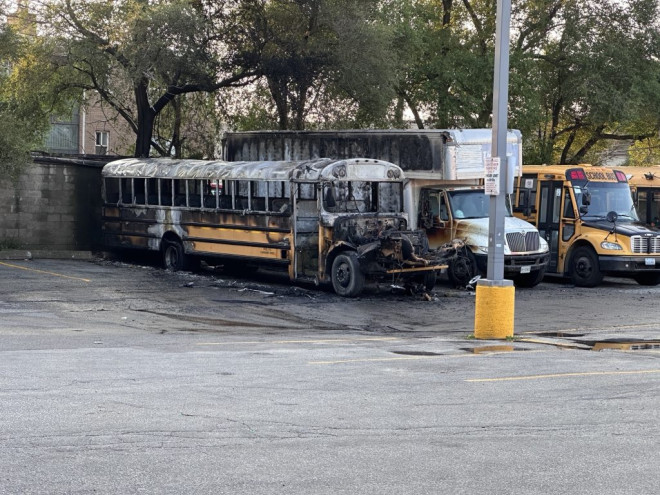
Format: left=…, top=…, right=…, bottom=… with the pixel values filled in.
left=447, top=248, right=477, bottom=287
left=162, top=239, right=189, bottom=271
left=633, top=273, right=660, bottom=286
left=331, top=252, right=364, bottom=297
left=417, top=271, right=437, bottom=291
left=514, top=268, right=546, bottom=288
left=570, top=246, right=603, bottom=287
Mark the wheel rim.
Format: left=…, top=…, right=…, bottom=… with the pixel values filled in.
left=334, top=260, right=351, bottom=288
left=452, top=256, right=472, bottom=282
left=575, top=255, right=593, bottom=279
left=165, top=245, right=177, bottom=269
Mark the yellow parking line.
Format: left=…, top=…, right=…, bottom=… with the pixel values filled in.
left=196, top=337, right=399, bottom=346
left=466, top=369, right=660, bottom=383
left=0, top=261, right=91, bottom=282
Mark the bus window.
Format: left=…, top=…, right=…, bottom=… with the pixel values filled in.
left=563, top=188, right=575, bottom=219
left=250, top=180, right=266, bottom=211
left=121, top=178, right=132, bottom=204
left=298, top=183, right=316, bottom=200
left=160, top=179, right=173, bottom=207
left=202, top=181, right=216, bottom=208
left=105, top=178, right=120, bottom=203
left=552, top=187, right=561, bottom=222
left=186, top=180, right=202, bottom=207
left=173, top=180, right=186, bottom=206
left=133, top=178, right=146, bottom=205
left=378, top=182, right=402, bottom=213
left=146, top=178, right=158, bottom=205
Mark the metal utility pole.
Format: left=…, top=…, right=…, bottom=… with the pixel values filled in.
left=474, top=0, right=515, bottom=340
left=487, top=0, right=511, bottom=281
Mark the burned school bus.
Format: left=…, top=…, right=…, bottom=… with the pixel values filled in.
left=101, top=157, right=454, bottom=297
left=223, top=129, right=550, bottom=287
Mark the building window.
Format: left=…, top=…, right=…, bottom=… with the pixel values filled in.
left=95, top=131, right=109, bottom=155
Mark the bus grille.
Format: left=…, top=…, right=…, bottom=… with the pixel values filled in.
left=506, top=231, right=540, bottom=252
left=631, top=235, right=660, bottom=254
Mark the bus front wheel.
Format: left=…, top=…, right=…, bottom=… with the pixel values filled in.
left=331, top=252, right=365, bottom=297
left=570, top=246, right=603, bottom=287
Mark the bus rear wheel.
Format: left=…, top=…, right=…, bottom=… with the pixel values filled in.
left=331, top=252, right=364, bottom=297
left=570, top=246, right=603, bottom=287
left=162, top=239, right=189, bottom=271
left=633, top=273, right=660, bottom=286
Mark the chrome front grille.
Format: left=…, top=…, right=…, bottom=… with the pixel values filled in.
left=631, top=235, right=660, bottom=254
left=506, top=231, right=540, bottom=252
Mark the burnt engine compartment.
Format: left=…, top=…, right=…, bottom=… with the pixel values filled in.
left=333, top=216, right=458, bottom=276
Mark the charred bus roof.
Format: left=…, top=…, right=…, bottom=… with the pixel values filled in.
left=102, top=157, right=404, bottom=182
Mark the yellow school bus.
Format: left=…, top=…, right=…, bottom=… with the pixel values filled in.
left=626, top=167, right=660, bottom=227
left=513, top=165, right=660, bottom=286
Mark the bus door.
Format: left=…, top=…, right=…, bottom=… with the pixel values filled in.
left=537, top=181, right=563, bottom=273
left=636, top=187, right=660, bottom=226
left=291, top=182, right=320, bottom=279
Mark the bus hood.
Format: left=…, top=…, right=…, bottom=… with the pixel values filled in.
left=582, top=219, right=660, bottom=236
left=456, top=216, right=547, bottom=255
left=457, top=215, right=541, bottom=234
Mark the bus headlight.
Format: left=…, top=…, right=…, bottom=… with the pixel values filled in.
left=601, top=241, right=622, bottom=250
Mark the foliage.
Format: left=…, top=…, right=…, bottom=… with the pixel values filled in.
left=240, top=0, right=397, bottom=130
left=3, top=0, right=660, bottom=162
left=0, top=24, right=52, bottom=178
left=30, top=0, right=263, bottom=157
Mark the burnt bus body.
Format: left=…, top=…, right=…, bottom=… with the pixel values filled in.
left=222, top=129, right=550, bottom=287
left=102, top=157, right=454, bottom=297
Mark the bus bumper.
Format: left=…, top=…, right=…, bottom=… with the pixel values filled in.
left=475, top=252, right=550, bottom=275
left=598, top=255, right=660, bottom=273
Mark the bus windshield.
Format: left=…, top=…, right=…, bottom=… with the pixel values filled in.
left=574, top=182, right=639, bottom=221
left=448, top=190, right=512, bottom=219
left=323, top=181, right=402, bottom=214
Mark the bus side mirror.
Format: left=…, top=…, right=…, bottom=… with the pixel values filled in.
left=582, top=190, right=591, bottom=206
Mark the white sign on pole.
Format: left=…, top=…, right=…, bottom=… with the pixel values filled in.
left=484, top=155, right=501, bottom=196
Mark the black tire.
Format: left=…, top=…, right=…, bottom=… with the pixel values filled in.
left=419, top=270, right=437, bottom=291
left=633, top=273, right=660, bottom=286
left=331, top=252, right=365, bottom=297
left=570, top=246, right=603, bottom=287
left=162, top=239, right=189, bottom=271
left=514, top=267, right=546, bottom=288
left=447, top=248, right=477, bottom=287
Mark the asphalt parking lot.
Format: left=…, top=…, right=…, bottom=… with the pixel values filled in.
left=2, top=256, right=660, bottom=494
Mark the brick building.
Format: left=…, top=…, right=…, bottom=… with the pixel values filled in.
left=44, top=94, right=135, bottom=156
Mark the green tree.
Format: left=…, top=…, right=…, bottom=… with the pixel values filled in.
left=31, top=0, right=262, bottom=157
left=524, top=0, right=660, bottom=164
left=230, top=0, right=396, bottom=130
left=0, top=20, right=55, bottom=177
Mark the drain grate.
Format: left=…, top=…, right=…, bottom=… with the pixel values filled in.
left=592, top=341, right=660, bottom=351
left=391, top=350, right=442, bottom=356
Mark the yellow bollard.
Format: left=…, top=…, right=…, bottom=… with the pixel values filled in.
left=474, top=281, right=515, bottom=339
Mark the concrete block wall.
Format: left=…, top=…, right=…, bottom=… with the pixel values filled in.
left=0, top=156, right=108, bottom=251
